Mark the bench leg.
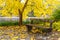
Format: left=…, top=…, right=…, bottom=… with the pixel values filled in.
left=26, top=25, right=32, bottom=32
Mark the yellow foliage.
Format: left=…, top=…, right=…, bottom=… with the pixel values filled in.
left=0, top=0, right=60, bottom=20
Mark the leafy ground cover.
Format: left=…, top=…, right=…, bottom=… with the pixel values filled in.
left=0, top=26, right=60, bottom=40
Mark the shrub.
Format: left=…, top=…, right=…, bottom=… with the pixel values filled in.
left=52, top=9, right=60, bottom=20
left=53, top=21, right=60, bottom=31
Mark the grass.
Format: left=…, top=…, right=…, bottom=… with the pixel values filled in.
left=0, top=21, right=19, bottom=26
left=0, top=20, right=49, bottom=26
left=0, top=20, right=30, bottom=26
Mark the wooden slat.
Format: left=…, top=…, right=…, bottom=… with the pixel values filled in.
left=27, top=17, right=55, bottom=22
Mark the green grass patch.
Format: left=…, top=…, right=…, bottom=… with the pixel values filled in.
left=0, top=21, right=19, bottom=26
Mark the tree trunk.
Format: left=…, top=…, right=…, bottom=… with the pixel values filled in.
left=18, top=0, right=28, bottom=26
left=18, top=9, right=22, bottom=26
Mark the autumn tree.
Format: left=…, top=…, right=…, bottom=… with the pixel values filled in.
left=0, top=0, right=60, bottom=26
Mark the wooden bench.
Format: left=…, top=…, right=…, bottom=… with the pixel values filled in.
left=26, top=17, right=55, bottom=34
left=26, top=24, right=52, bottom=34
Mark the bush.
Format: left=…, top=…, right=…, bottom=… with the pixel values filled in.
left=52, top=9, right=60, bottom=20
left=53, top=21, right=60, bottom=31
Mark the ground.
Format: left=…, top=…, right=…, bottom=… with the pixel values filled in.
left=0, top=26, right=60, bottom=40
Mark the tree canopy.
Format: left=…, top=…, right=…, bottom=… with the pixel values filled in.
left=0, top=0, right=60, bottom=20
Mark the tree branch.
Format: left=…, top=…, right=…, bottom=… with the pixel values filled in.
left=18, top=0, right=29, bottom=26
left=22, top=0, right=28, bottom=13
